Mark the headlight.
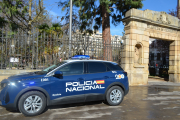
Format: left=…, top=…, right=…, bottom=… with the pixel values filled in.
left=8, top=82, right=16, bottom=86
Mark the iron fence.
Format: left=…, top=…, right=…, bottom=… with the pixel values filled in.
left=0, top=28, right=123, bottom=70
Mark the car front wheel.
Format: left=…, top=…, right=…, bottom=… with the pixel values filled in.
left=106, top=86, right=124, bottom=106
left=18, top=91, right=46, bottom=116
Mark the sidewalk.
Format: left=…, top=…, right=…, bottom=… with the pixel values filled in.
left=148, top=77, right=180, bottom=86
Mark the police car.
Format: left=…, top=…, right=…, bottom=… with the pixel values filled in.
left=0, top=55, right=129, bottom=116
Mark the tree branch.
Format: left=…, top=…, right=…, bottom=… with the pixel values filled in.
left=2, top=12, right=26, bottom=31
left=2, top=10, right=28, bottom=28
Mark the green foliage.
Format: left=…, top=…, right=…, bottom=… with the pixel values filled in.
left=38, top=23, right=63, bottom=37
left=0, top=0, right=49, bottom=32
left=38, top=23, right=50, bottom=33
left=0, top=0, right=28, bottom=31
left=59, top=0, right=144, bottom=33
left=38, top=23, right=63, bottom=55
left=0, top=17, right=7, bottom=28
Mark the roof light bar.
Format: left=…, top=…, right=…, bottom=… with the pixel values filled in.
left=71, top=55, right=90, bottom=60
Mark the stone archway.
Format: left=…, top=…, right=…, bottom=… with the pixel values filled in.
left=122, top=9, right=180, bottom=86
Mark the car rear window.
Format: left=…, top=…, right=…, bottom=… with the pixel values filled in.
left=87, top=62, right=107, bottom=73
left=104, top=62, right=123, bottom=71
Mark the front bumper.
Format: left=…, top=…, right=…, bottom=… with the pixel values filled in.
left=0, top=87, right=17, bottom=110
left=0, top=98, right=16, bottom=110
left=0, top=103, right=17, bottom=110
left=0, top=98, right=17, bottom=110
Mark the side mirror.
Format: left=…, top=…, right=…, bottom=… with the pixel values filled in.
left=54, top=71, right=63, bottom=77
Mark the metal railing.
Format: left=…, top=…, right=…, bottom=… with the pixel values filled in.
left=0, top=28, right=123, bottom=70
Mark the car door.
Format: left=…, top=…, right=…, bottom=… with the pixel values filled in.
left=83, top=62, right=113, bottom=102
left=49, top=61, right=86, bottom=105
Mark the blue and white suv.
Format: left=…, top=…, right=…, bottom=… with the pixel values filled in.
left=0, top=56, right=129, bottom=116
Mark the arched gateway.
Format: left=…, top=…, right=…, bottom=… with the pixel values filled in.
left=122, top=9, right=180, bottom=85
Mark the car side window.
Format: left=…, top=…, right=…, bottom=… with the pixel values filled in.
left=88, top=62, right=106, bottom=73
left=57, top=62, right=83, bottom=76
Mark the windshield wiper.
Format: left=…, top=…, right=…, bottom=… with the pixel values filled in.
left=34, top=71, right=46, bottom=75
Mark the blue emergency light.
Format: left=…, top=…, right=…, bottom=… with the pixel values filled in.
left=30, top=82, right=35, bottom=84
left=71, top=55, right=90, bottom=60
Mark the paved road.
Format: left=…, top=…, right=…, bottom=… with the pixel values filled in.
left=1, top=81, right=180, bottom=120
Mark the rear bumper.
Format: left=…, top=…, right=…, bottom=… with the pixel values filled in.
left=124, top=87, right=129, bottom=96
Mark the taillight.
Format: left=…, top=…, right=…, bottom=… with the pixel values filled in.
left=123, top=72, right=127, bottom=76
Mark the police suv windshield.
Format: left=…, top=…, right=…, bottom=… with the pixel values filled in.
left=43, top=61, right=67, bottom=73
left=35, top=61, right=67, bottom=75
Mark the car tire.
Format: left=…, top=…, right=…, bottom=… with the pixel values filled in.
left=18, top=91, right=46, bottom=116
left=105, top=86, right=124, bottom=106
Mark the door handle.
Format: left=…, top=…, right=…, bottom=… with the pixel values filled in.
left=77, top=78, right=84, bottom=81
left=104, top=76, right=109, bottom=79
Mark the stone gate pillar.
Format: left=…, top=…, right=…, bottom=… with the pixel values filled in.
left=122, top=9, right=180, bottom=85
left=169, top=39, right=180, bottom=82
left=121, top=21, right=149, bottom=85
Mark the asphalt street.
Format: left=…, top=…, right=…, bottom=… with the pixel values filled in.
left=1, top=79, right=180, bottom=120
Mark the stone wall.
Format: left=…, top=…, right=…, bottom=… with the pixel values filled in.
left=122, top=9, right=180, bottom=86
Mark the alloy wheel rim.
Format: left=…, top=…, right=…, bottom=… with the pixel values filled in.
left=110, top=89, right=122, bottom=104
left=24, top=95, right=43, bottom=113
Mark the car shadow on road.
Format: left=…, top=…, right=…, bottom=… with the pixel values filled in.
left=6, top=109, right=20, bottom=113
left=5, top=101, right=103, bottom=115
left=44, top=101, right=103, bottom=113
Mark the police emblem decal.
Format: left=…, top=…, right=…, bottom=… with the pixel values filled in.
left=115, top=74, right=124, bottom=79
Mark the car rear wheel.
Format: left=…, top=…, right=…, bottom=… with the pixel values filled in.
left=105, top=86, right=124, bottom=106
left=18, top=91, right=46, bottom=116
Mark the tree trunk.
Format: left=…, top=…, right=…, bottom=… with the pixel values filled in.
left=28, top=0, right=32, bottom=35
left=102, top=6, right=112, bottom=61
